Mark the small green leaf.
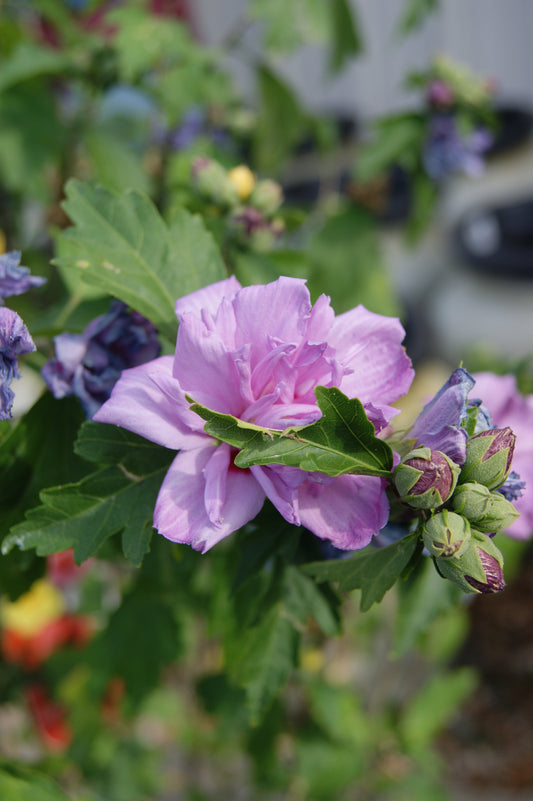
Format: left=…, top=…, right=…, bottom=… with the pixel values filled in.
left=2, top=451, right=173, bottom=566
left=302, top=533, right=421, bottom=611
left=0, top=765, right=74, bottom=801
left=328, top=0, right=363, bottom=74
left=355, top=114, right=425, bottom=182
left=74, top=420, right=171, bottom=475
left=0, top=43, right=71, bottom=93
left=400, top=667, right=477, bottom=752
left=228, top=603, right=300, bottom=724
left=394, top=557, right=462, bottom=655
left=83, top=130, right=152, bottom=195
left=283, top=566, right=340, bottom=636
left=253, top=65, right=310, bottom=172
left=0, top=393, right=88, bottom=538
left=55, top=180, right=226, bottom=332
left=190, top=386, right=393, bottom=478
left=396, top=0, right=439, bottom=36
left=88, top=589, right=182, bottom=706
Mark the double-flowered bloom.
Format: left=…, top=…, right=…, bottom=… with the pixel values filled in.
left=95, top=276, right=414, bottom=552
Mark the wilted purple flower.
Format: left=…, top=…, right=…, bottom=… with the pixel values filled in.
left=0, top=307, right=36, bottom=420
left=42, top=301, right=160, bottom=419
left=0, top=252, right=46, bottom=303
left=95, top=276, right=414, bottom=552
left=423, top=114, right=492, bottom=180
left=473, top=372, right=533, bottom=539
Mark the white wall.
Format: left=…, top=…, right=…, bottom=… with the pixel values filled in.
left=191, top=0, right=533, bottom=118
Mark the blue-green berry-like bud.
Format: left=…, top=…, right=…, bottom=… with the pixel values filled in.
left=434, top=531, right=505, bottom=594
left=393, top=447, right=460, bottom=509
left=423, top=510, right=471, bottom=558
left=451, top=483, right=519, bottom=533
left=459, top=428, right=516, bottom=490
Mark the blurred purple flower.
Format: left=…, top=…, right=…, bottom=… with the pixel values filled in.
left=95, top=276, right=414, bottom=552
left=473, top=372, right=533, bottom=539
left=0, top=252, right=46, bottom=303
left=42, top=301, right=160, bottom=419
left=0, top=307, right=36, bottom=420
left=423, top=114, right=492, bottom=180
left=167, top=106, right=229, bottom=151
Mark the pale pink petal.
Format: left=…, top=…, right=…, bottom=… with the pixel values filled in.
left=250, top=464, right=301, bottom=526
left=298, top=474, right=389, bottom=550
left=231, top=277, right=311, bottom=359
left=330, top=306, right=414, bottom=409
left=305, top=292, right=335, bottom=341
left=93, top=356, right=207, bottom=450
left=203, top=441, right=231, bottom=525
left=474, top=372, right=533, bottom=540
left=175, top=275, right=241, bottom=321
left=173, top=313, right=245, bottom=416
left=154, top=447, right=265, bottom=552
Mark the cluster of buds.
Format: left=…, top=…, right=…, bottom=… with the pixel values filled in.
left=393, top=426, right=519, bottom=594
left=191, top=158, right=285, bottom=252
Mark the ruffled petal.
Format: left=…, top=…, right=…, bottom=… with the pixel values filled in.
left=154, top=447, right=265, bottom=552
left=250, top=464, right=301, bottom=526
left=173, top=312, right=244, bottom=416
left=230, top=277, right=311, bottom=359
left=298, top=474, right=389, bottom=550
left=331, top=305, right=414, bottom=409
left=175, top=276, right=241, bottom=322
left=93, top=355, right=207, bottom=450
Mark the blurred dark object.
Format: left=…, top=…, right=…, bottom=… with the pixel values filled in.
left=486, top=104, right=533, bottom=158
left=282, top=116, right=358, bottom=206
left=346, top=164, right=412, bottom=225
left=454, top=198, right=533, bottom=279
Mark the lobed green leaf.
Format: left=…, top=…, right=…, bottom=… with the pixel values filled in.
left=302, top=532, right=421, bottom=611
left=55, top=180, right=226, bottom=334
left=190, top=386, right=393, bottom=478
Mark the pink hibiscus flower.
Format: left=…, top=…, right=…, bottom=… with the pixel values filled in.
left=94, top=277, right=414, bottom=552
left=473, top=372, right=533, bottom=540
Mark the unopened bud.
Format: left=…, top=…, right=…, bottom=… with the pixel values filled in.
left=227, top=165, right=255, bottom=201
left=423, top=510, right=471, bottom=558
left=229, top=207, right=284, bottom=252
left=426, top=79, right=455, bottom=107
left=434, top=531, right=505, bottom=594
left=192, top=158, right=240, bottom=207
left=460, top=428, right=516, bottom=490
left=249, top=179, right=283, bottom=215
left=452, top=482, right=519, bottom=533
left=393, top=447, right=460, bottom=509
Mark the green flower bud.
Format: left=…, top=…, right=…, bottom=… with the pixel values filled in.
left=451, top=483, right=520, bottom=533
left=435, top=532, right=505, bottom=594
left=192, top=158, right=240, bottom=207
left=249, top=179, right=283, bottom=215
left=423, top=510, right=471, bottom=558
left=393, top=447, right=460, bottom=509
left=459, top=428, right=516, bottom=490
left=450, top=481, right=492, bottom=518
